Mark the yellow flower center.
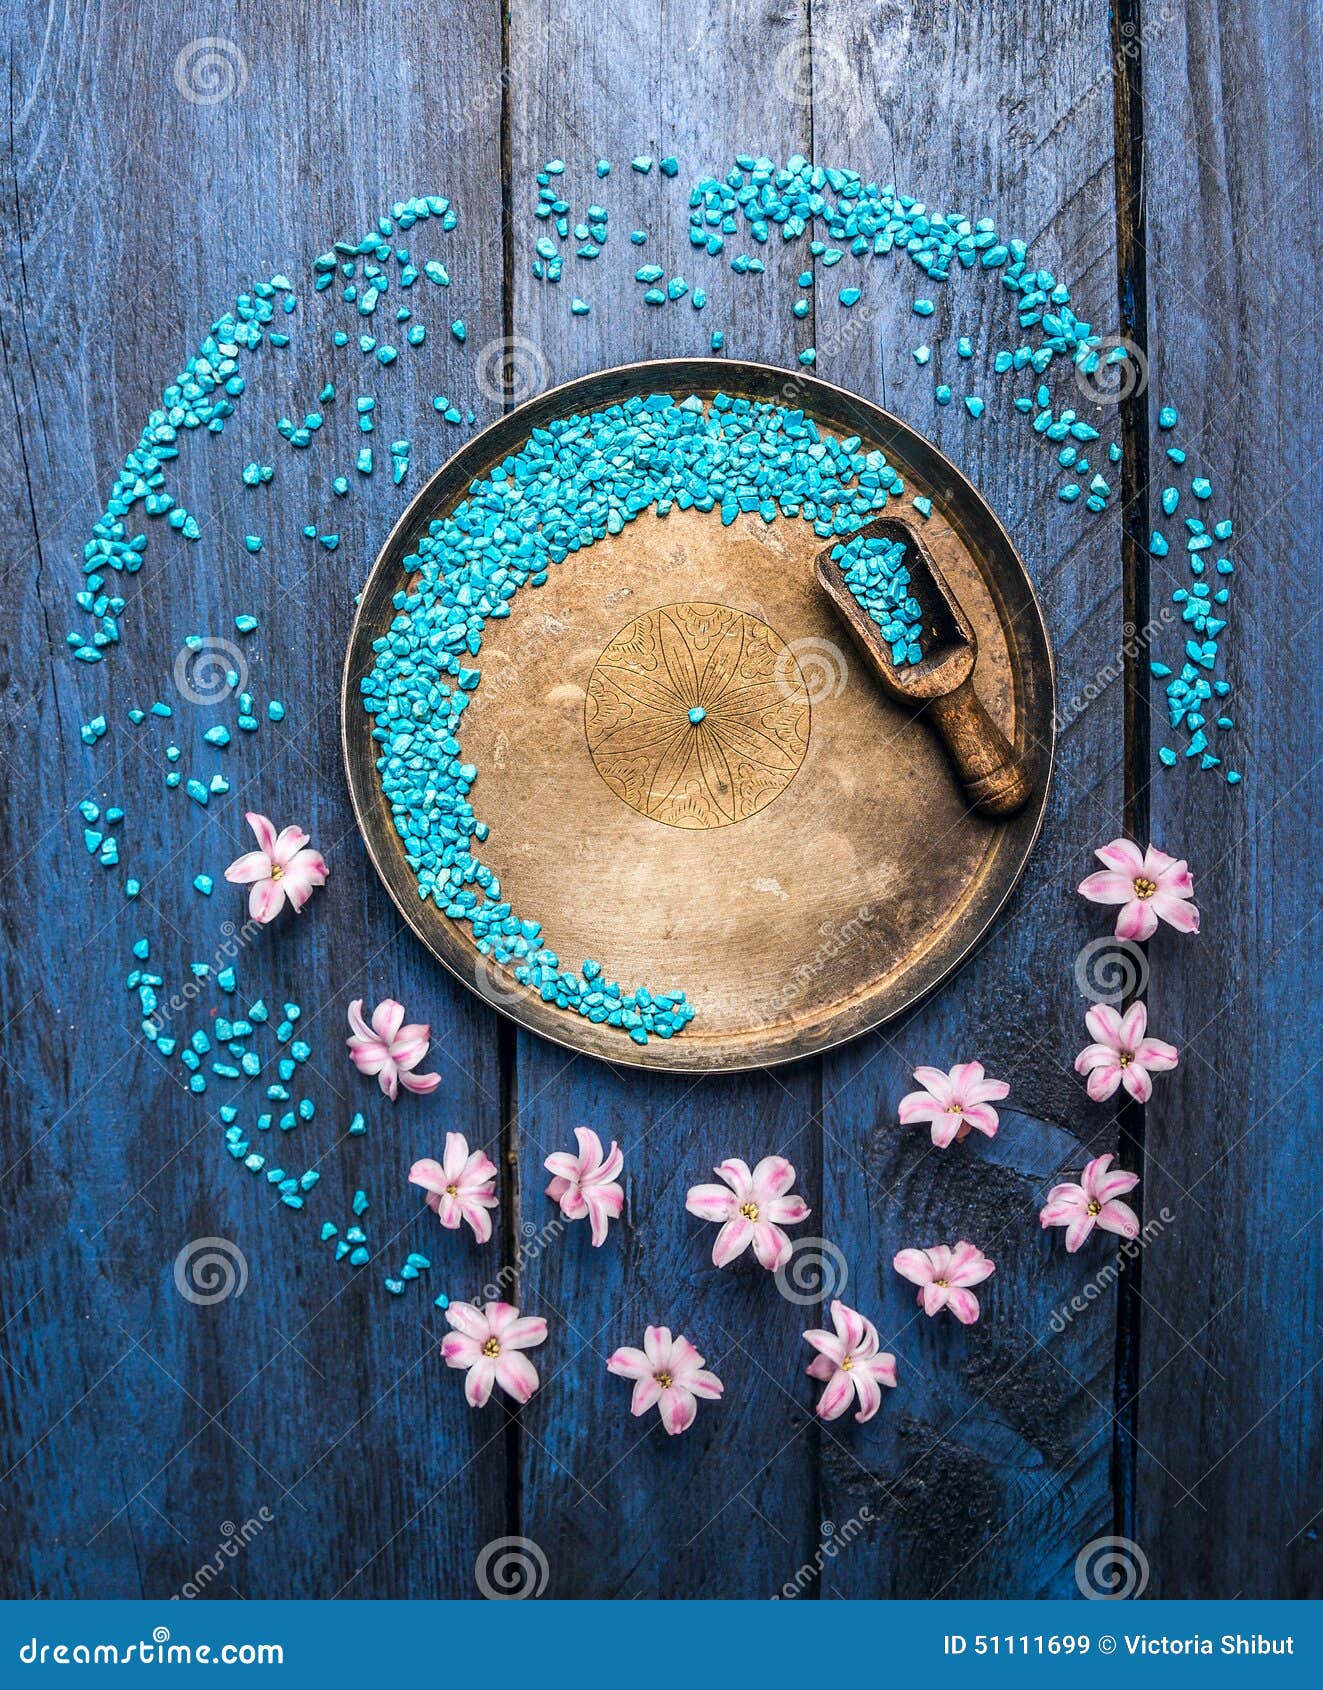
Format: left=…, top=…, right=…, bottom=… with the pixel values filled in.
left=1087, top=1199, right=1102, bottom=1216
left=482, top=1337, right=501, bottom=1358
left=934, top=1277, right=948, bottom=1287
left=270, top=864, right=284, bottom=881
left=1133, top=876, right=1157, bottom=899
left=841, top=1356, right=853, bottom=1372
left=445, top=1183, right=459, bottom=1197
left=656, top=1371, right=672, bottom=1389
left=739, top=1201, right=759, bottom=1221
left=1119, top=1051, right=1133, bottom=1066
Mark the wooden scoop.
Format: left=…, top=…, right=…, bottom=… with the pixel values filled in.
left=816, top=515, right=1032, bottom=820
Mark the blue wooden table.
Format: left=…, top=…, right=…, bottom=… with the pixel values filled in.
left=1, top=0, right=1318, bottom=1600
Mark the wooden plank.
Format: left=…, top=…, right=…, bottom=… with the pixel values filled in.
left=810, top=0, right=1127, bottom=1597
left=0, top=0, right=510, bottom=1598
left=7, top=0, right=1310, bottom=1610
left=505, top=0, right=827, bottom=1598
left=1136, top=0, right=1323, bottom=1600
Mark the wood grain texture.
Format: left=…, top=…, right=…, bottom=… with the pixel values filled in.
left=504, top=0, right=825, bottom=1600
left=809, top=0, right=1127, bottom=1598
left=1, top=0, right=511, bottom=1600
left=1136, top=0, right=1323, bottom=1599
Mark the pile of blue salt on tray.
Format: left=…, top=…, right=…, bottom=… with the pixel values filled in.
left=829, top=532, right=923, bottom=665
left=361, top=389, right=915, bottom=1042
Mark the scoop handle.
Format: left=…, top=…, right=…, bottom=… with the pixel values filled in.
left=928, top=679, right=1033, bottom=818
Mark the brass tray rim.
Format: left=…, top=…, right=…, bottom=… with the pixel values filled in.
left=339, top=356, right=1056, bottom=1075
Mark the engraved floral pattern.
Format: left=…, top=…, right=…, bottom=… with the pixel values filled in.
left=585, top=602, right=811, bottom=829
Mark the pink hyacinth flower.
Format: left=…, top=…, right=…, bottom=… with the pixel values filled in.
left=224, top=811, right=328, bottom=924
left=1074, top=1002, right=1178, bottom=1104
left=685, top=1155, right=810, bottom=1271
left=440, top=1301, right=547, bottom=1408
left=898, top=1060, right=1011, bottom=1148
left=346, top=997, right=441, bottom=1101
left=802, top=1300, right=898, bottom=1424
left=544, top=1127, right=625, bottom=1247
left=606, top=1325, right=723, bottom=1435
left=1078, top=838, right=1199, bottom=941
left=409, top=1132, right=499, bottom=1243
left=893, top=1241, right=995, bottom=1324
left=1039, top=1152, right=1140, bottom=1252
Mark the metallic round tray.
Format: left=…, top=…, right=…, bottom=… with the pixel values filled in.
left=341, top=359, right=1054, bottom=1073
